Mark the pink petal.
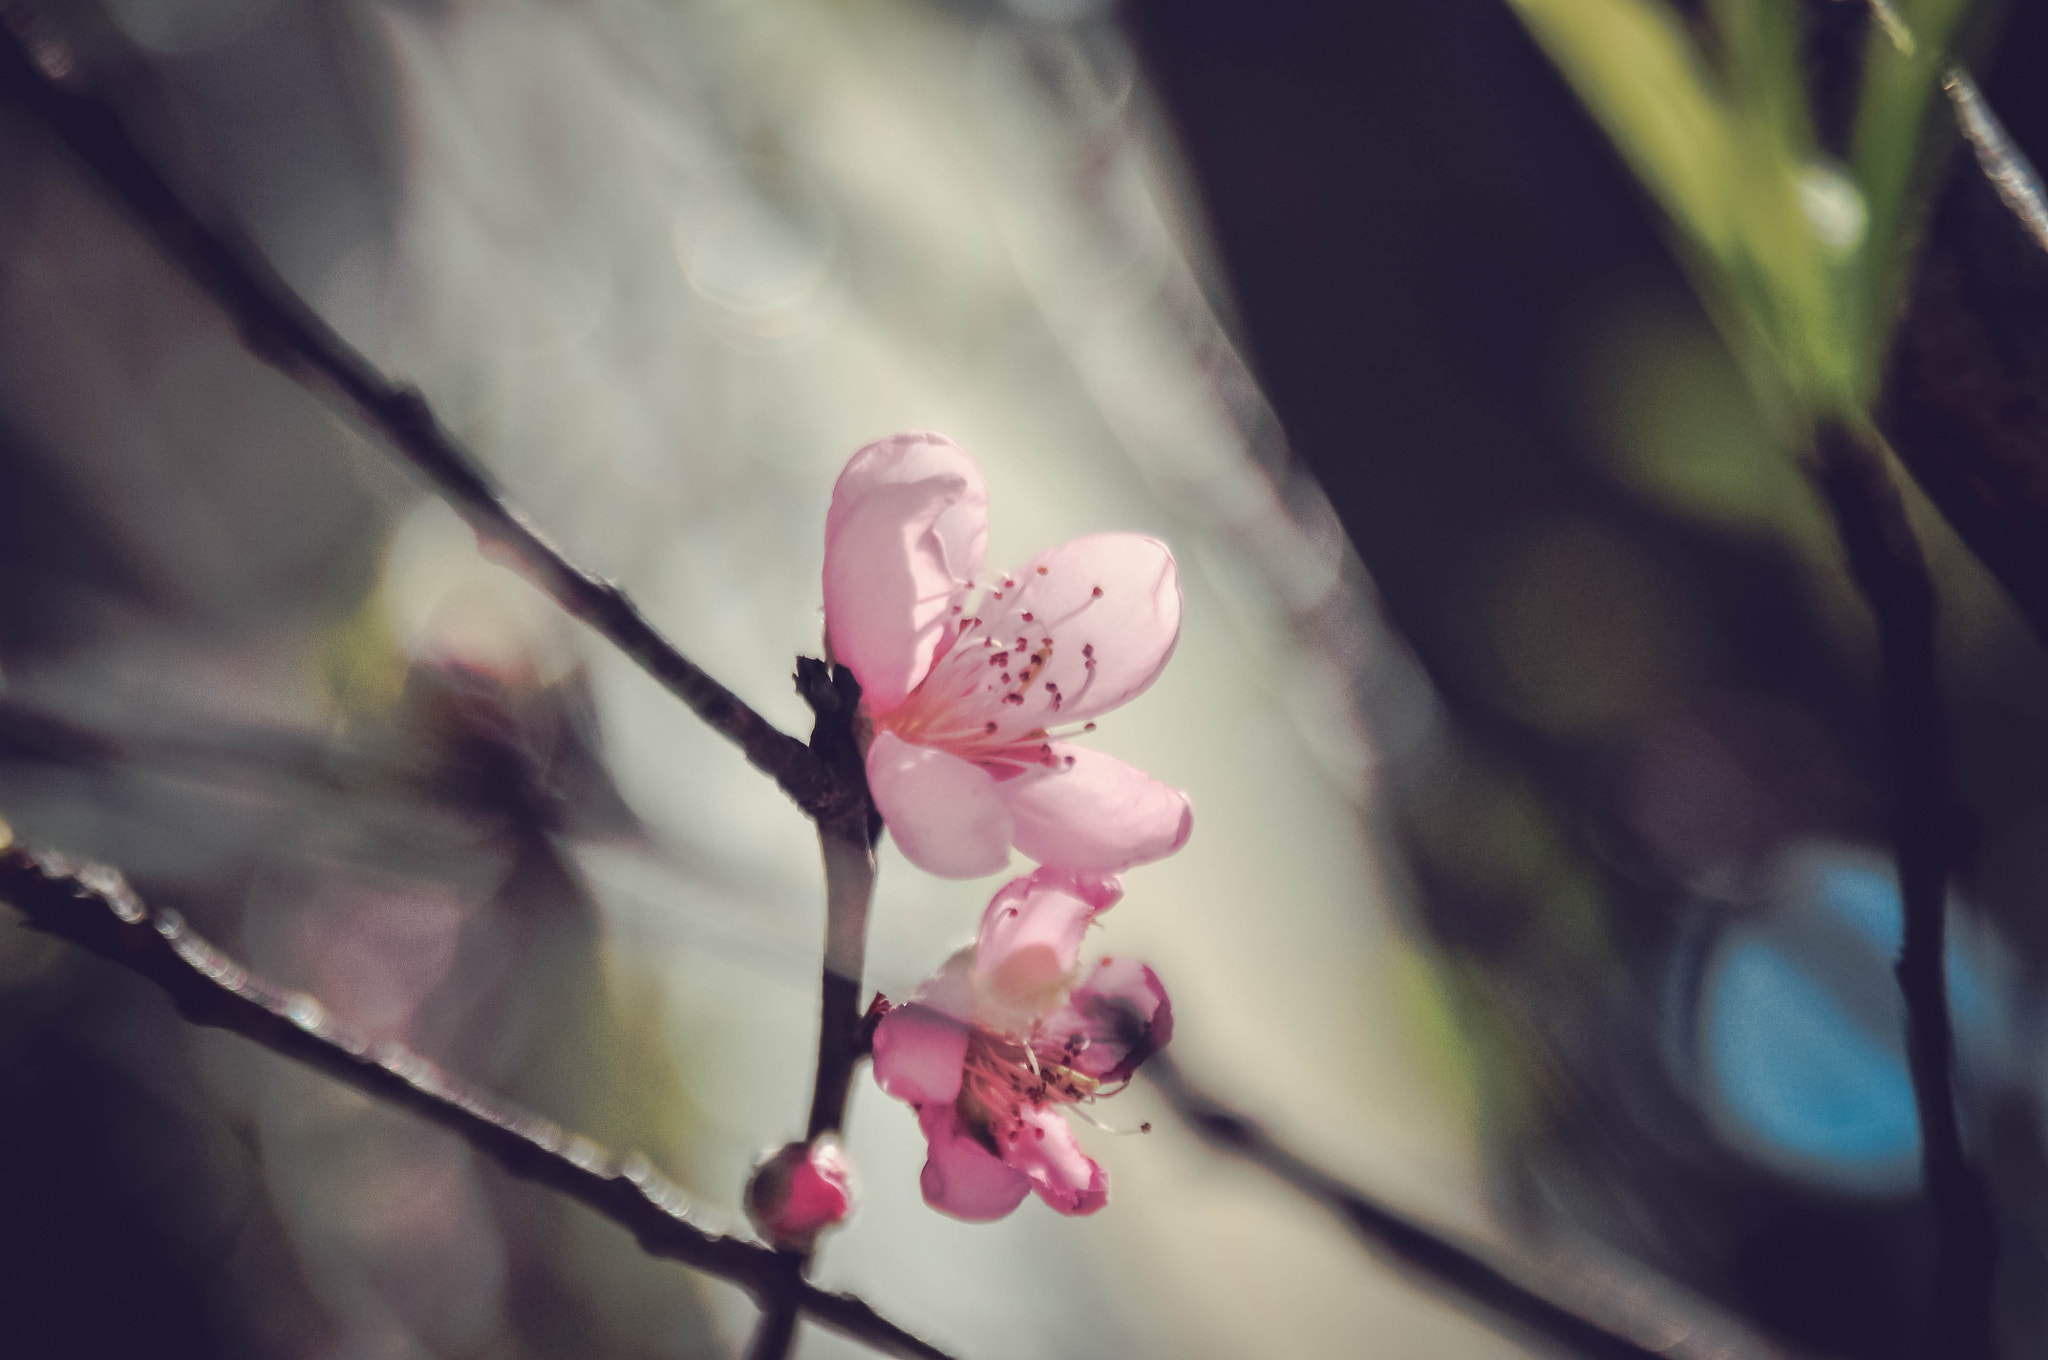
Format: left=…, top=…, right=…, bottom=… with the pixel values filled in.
left=823, top=433, right=989, bottom=713
left=872, top=1001, right=969, bottom=1107
left=1001, top=745, right=1193, bottom=872
left=906, top=947, right=977, bottom=1024
left=886, top=533, right=1181, bottom=745
left=1002, top=1105, right=1108, bottom=1216
left=1036, top=956, right=1173, bottom=1085
left=1011, top=534, right=1181, bottom=724
left=970, top=869, right=1122, bottom=1034
left=917, top=1104, right=1032, bottom=1221
left=866, top=732, right=1014, bottom=879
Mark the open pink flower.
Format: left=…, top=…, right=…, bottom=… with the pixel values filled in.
left=870, top=866, right=1173, bottom=1221
left=823, top=432, right=1192, bottom=879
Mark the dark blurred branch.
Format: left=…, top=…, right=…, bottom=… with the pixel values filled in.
left=0, top=836, right=955, bottom=1360
left=0, top=13, right=836, bottom=819
left=1810, top=425, right=1996, bottom=1360
left=1879, top=70, right=2048, bottom=655
left=1148, top=1055, right=1806, bottom=1360
left=745, top=1265, right=805, bottom=1360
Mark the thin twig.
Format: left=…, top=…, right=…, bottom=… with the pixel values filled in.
left=1147, top=1054, right=1807, bottom=1360
left=745, top=660, right=883, bottom=1360
left=745, top=1262, right=806, bottom=1360
left=0, top=13, right=835, bottom=819
left=0, top=836, right=957, bottom=1360
left=1810, top=423, right=1997, bottom=1359
left=798, top=659, right=882, bottom=1144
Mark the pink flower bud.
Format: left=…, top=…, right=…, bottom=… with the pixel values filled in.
left=745, top=1137, right=855, bottom=1251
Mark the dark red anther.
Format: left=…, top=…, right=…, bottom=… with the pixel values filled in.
left=1036, top=565, right=1049, bottom=575
left=1091, top=586, right=1103, bottom=597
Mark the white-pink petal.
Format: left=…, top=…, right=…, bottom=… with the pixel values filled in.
left=1037, top=956, right=1174, bottom=1085
left=866, top=733, right=1014, bottom=879
left=1001, top=745, right=1193, bottom=873
left=886, top=533, right=1182, bottom=747
left=971, top=868, right=1122, bottom=1034
left=1004, top=1105, right=1108, bottom=1216
left=1008, top=533, right=1180, bottom=727
left=823, top=433, right=989, bottom=713
left=871, top=1002, right=969, bottom=1107
left=917, top=1105, right=1033, bottom=1221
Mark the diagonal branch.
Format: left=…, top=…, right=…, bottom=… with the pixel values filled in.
left=0, top=14, right=833, bottom=818
left=1147, top=1055, right=1809, bottom=1360
left=0, top=834, right=957, bottom=1360
left=0, top=20, right=891, bottom=1358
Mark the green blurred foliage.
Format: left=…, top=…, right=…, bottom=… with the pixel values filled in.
left=1506, top=0, right=1971, bottom=420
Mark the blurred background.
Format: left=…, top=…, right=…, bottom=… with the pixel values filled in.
left=1, top=0, right=2046, bottom=1357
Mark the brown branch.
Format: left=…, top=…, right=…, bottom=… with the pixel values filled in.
left=1810, top=424, right=1997, bottom=1360
left=745, top=660, right=883, bottom=1360
left=745, top=1262, right=806, bottom=1360
left=1147, top=1054, right=1809, bottom=1360
left=0, top=836, right=957, bottom=1360
left=797, top=659, right=882, bottom=1144
left=0, top=13, right=833, bottom=818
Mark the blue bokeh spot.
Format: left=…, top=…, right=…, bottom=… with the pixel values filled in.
left=1705, top=935, right=1921, bottom=1184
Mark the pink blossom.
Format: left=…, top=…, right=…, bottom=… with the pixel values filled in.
left=870, top=867, right=1173, bottom=1221
left=745, top=1137, right=855, bottom=1250
left=823, top=432, right=1193, bottom=879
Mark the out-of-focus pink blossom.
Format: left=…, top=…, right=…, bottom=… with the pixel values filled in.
left=870, top=867, right=1172, bottom=1221
left=745, top=1138, right=855, bottom=1251
left=823, top=432, right=1192, bottom=879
